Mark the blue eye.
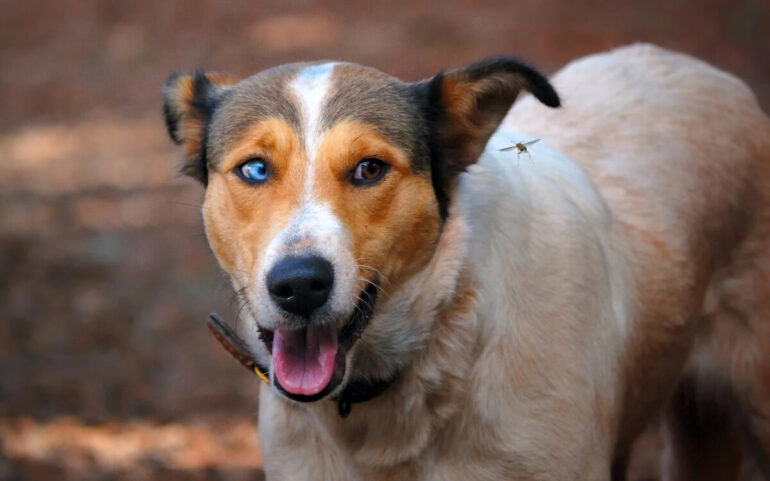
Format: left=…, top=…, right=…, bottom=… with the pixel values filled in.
left=235, top=158, right=269, bottom=184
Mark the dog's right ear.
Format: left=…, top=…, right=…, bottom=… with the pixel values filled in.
left=163, top=71, right=239, bottom=184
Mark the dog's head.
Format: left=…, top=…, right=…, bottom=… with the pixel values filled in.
left=163, top=58, right=559, bottom=402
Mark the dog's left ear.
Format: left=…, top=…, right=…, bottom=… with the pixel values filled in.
left=417, top=57, right=560, bottom=216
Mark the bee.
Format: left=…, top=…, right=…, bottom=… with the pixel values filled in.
left=499, top=138, right=540, bottom=162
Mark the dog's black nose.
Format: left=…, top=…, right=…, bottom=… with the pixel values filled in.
left=266, top=256, right=334, bottom=318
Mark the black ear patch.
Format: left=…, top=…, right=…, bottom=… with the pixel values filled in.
left=417, top=56, right=560, bottom=220
left=162, top=70, right=238, bottom=184
left=457, top=57, right=560, bottom=108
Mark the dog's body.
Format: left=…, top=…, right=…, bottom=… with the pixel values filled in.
left=164, top=44, right=770, bottom=480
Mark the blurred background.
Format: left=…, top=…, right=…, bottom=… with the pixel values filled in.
left=0, top=0, right=768, bottom=479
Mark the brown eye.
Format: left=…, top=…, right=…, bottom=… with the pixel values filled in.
left=352, top=158, right=388, bottom=185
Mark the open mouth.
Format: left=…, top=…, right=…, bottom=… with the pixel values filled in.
left=257, top=282, right=379, bottom=402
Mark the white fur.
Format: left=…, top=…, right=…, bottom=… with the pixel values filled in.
left=289, top=62, right=338, bottom=201
left=259, top=124, right=630, bottom=481
left=255, top=202, right=358, bottom=332
left=256, top=63, right=360, bottom=339
left=254, top=45, right=770, bottom=480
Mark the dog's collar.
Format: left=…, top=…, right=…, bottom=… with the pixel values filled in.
left=207, top=312, right=272, bottom=383
left=206, top=312, right=396, bottom=418
left=333, top=373, right=395, bottom=418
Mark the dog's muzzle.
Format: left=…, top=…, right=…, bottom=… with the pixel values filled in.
left=207, top=280, right=397, bottom=418
left=258, top=274, right=381, bottom=402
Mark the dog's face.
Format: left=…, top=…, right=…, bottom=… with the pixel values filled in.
left=164, top=58, right=558, bottom=401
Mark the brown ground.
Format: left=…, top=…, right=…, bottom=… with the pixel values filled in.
left=1, top=1, right=768, bottom=479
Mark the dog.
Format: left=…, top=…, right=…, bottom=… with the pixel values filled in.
left=163, top=44, right=770, bottom=480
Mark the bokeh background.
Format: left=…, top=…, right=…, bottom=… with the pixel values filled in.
left=1, top=1, right=768, bottom=479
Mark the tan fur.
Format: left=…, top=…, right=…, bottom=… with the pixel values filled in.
left=165, top=72, right=239, bottom=179
left=203, top=118, right=304, bottom=287
left=312, top=120, right=441, bottom=291
left=503, top=44, right=770, bottom=479
left=176, top=45, right=770, bottom=480
left=204, top=116, right=441, bottom=329
left=170, top=75, right=206, bottom=158
left=441, top=73, right=525, bottom=165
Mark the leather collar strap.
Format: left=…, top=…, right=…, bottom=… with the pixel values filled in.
left=207, top=312, right=271, bottom=384
left=207, top=312, right=396, bottom=418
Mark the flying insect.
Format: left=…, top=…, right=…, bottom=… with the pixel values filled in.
left=500, top=138, right=540, bottom=162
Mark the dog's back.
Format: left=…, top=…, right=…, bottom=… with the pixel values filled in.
left=505, top=43, right=770, bottom=479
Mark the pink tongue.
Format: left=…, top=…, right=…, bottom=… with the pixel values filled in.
left=273, top=324, right=338, bottom=396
